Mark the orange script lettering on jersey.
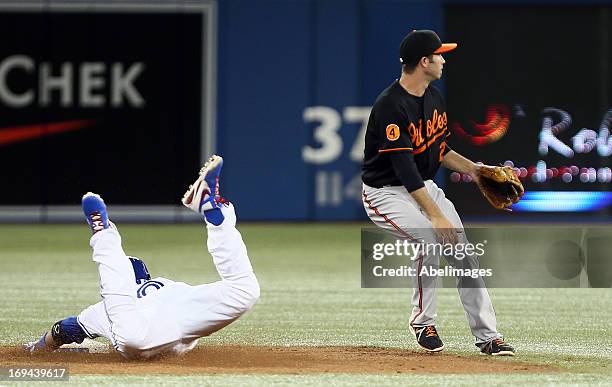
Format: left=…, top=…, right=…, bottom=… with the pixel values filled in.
left=408, top=110, right=447, bottom=148
left=426, top=109, right=448, bottom=138
left=408, top=120, right=424, bottom=147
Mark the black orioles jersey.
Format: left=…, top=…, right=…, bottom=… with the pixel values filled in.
left=362, top=80, right=451, bottom=192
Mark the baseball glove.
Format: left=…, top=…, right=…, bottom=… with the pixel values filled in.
left=475, top=165, right=525, bottom=211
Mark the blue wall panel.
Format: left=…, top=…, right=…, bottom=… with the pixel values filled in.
left=218, top=0, right=313, bottom=220
left=217, top=0, right=444, bottom=220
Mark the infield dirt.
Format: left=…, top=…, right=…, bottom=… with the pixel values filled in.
left=1, top=346, right=555, bottom=375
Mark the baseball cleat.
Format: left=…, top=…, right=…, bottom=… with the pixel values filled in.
left=182, top=155, right=224, bottom=213
left=82, top=192, right=110, bottom=234
left=202, top=155, right=223, bottom=197
left=478, top=338, right=515, bottom=356
left=411, top=325, right=444, bottom=352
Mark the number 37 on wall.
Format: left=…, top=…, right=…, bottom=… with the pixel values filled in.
left=301, top=106, right=371, bottom=164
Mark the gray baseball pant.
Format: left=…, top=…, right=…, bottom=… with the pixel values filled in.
left=362, top=180, right=502, bottom=344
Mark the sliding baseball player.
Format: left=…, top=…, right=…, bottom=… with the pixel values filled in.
left=24, top=155, right=260, bottom=359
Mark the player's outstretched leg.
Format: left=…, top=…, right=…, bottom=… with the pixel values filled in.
left=24, top=194, right=137, bottom=354
left=437, top=194, right=515, bottom=356
left=82, top=192, right=150, bottom=353
left=180, top=155, right=259, bottom=338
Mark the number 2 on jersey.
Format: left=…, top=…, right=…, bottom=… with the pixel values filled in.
left=439, top=142, right=446, bottom=162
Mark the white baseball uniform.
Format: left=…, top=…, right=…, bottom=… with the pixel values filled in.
left=76, top=203, right=260, bottom=359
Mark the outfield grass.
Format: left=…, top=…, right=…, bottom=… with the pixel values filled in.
left=0, top=223, right=611, bottom=385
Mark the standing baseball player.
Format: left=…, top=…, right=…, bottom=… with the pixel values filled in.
left=362, top=30, right=515, bottom=355
left=24, top=155, right=260, bottom=359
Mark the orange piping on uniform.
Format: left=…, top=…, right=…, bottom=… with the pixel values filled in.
left=378, top=147, right=413, bottom=153
left=362, top=191, right=423, bottom=328
left=412, top=128, right=448, bottom=155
